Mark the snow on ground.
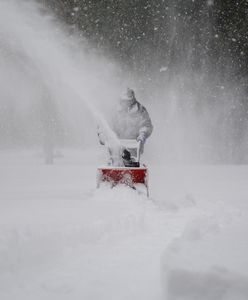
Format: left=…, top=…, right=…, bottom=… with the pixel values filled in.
left=162, top=215, right=248, bottom=300
left=160, top=166, right=248, bottom=300
left=0, top=149, right=248, bottom=300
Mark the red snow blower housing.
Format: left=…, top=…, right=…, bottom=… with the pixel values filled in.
left=97, top=139, right=149, bottom=196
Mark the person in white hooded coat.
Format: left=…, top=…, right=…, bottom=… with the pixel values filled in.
left=98, top=88, right=153, bottom=154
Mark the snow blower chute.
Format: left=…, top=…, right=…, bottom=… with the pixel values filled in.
left=97, top=139, right=149, bottom=197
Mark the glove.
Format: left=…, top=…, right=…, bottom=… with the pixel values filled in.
left=137, top=132, right=146, bottom=144
left=122, top=149, right=131, bottom=161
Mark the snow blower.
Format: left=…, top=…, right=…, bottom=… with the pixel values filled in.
left=97, top=139, right=149, bottom=197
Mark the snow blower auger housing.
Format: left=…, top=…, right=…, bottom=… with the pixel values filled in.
left=97, top=139, right=149, bottom=197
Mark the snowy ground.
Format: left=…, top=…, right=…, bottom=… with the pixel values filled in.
left=1, top=149, right=248, bottom=300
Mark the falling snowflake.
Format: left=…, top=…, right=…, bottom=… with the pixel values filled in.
left=159, top=66, right=168, bottom=72
left=207, top=0, right=214, bottom=6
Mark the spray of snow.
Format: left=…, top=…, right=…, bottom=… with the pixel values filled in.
left=0, top=0, right=123, bottom=150
left=1, top=0, right=247, bottom=164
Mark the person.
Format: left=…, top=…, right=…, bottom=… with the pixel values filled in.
left=98, top=88, right=153, bottom=155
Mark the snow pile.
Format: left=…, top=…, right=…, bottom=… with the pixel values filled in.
left=0, top=151, right=153, bottom=300
left=162, top=214, right=248, bottom=300
left=2, top=151, right=248, bottom=300
left=0, top=150, right=198, bottom=300
left=0, top=185, right=147, bottom=272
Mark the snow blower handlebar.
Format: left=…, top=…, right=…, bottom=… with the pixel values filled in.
left=120, top=139, right=141, bottom=159
left=104, top=139, right=142, bottom=167
left=137, top=140, right=141, bottom=162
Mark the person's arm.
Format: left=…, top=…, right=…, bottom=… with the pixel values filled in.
left=137, top=106, right=153, bottom=143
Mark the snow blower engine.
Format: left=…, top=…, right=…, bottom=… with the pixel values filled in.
left=97, top=139, right=149, bottom=197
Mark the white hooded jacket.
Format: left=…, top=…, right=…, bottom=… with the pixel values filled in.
left=98, top=98, right=153, bottom=145
left=111, top=100, right=153, bottom=140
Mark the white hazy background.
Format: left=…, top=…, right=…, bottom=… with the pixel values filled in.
left=0, top=0, right=247, bottom=164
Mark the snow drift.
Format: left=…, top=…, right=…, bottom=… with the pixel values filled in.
left=162, top=214, right=248, bottom=300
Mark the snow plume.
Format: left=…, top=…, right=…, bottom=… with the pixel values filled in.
left=0, top=0, right=123, bottom=149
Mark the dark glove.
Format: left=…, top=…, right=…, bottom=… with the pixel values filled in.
left=122, top=149, right=131, bottom=161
